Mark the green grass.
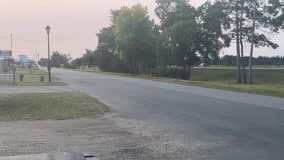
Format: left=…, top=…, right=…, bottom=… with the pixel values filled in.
left=95, top=68, right=284, bottom=98
left=0, top=80, right=13, bottom=86
left=16, top=68, right=65, bottom=86
left=209, top=65, right=284, bottom=68
left=191, top=68, right=284, bottom=83
left=0, top=92, right=109, bottom=121
left=151, top=78, right=284, bottom=98
left=66, top=66, right=100, bottom=73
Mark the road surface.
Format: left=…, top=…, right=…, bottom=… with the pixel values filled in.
left=54, top=69, right=284, bottom=160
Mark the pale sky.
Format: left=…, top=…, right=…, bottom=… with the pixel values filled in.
left=0, top=0, right=283, bottom=60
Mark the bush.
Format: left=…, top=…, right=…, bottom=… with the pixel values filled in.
left=151, top=67, right=190, bottom=80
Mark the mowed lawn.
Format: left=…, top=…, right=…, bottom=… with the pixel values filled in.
left=16, top=68, right=65, bottom=86
left=98, top=68, right=284, bottom=98
left=0, top=92, right=109, bottom=121
left=156, top=68, right=284, bottom=98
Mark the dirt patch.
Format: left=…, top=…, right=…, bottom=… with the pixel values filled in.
left=0, top=115, right=190, bottom=160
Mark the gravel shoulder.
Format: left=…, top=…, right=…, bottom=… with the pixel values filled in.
left=0, top=115, right=190, bottom=160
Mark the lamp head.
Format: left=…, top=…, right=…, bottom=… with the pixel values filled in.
left=46, top=25, right=51, bottom=34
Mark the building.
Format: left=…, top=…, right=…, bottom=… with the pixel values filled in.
left=0, top=50, right=13, bottom=73
left=0, top=50, right=12, bottom=60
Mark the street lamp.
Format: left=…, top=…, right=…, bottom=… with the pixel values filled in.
left=45, top=25, right=51, bottom=83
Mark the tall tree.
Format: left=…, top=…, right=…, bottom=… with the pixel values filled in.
left=230, top=0, right=243, bottom=83
left=239, top=0, right=247, bottom=83
left=156, top=0, right=200, bottom=79
left=97, top=27, right=116, bottom=54
left=95, top=27, right=126, bottom=72
left=247, top=0, right=284, bottom=83
left=215, top=0, right=283, bottom=83
left=156, top=0, right=230, bottom=79
left=114, top=4, right=157, bottom=73
left=197, top=1, right=231, bottom=66
left=248, top=0, right=256, bottom=84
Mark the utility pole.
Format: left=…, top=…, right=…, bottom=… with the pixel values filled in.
left=10, top=33, right=13, bottom=55
left=35, top=51, right=39, bottom=66
left=37, top=53, right=40, bottom=66
left=10, top=33, right=14, bottom=72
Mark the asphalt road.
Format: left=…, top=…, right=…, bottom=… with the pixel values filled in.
left=54, top=69, right=284, bottom=160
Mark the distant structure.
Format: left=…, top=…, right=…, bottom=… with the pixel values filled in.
left=17, top=55, right=34, bottom=68
left=0, top=50, right=13, bottom=73
left=0, top=50, right=12, bottom=60
left=19, top=55, right=29, bottom=64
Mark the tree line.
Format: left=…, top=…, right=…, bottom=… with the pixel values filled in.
left=39, top=51, right=71, bottom=68
left=220, top=55, right=284, bottom=66
left=68, top=0, right=284, bottom=83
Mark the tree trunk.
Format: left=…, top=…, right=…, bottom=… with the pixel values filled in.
left=235, top=7, right=242, bottom=83
left=188, top=65, right=192, bottom=80
left=240, top=0, right=247, bottom=83
left=249, top=1, right=256, bottom=84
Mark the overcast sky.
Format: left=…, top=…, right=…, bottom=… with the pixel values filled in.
left=0, top=0, right=283, bottom=59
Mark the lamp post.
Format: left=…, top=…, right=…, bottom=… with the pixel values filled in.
left=45, top=25, right=51, bottom=83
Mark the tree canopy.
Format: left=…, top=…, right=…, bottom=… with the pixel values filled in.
left=69, top=1, right=284, bottom=82
left=114, top=4, right=157, bottom=73
left=51, top=51, right=71, bottom=68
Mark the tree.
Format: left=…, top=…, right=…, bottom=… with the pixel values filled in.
left=197, top=1, right=231, bottom=66
left=95, top=23, right=127, bottom=72
left=246, top=0, right=284, bottom=83
left=71, top=0, right=284, bottom=82
left=70, top=58, right=82, bottom=68
left=80, top=49, right=96, bottom=67
left=39, top=58, right=48, bottom=67
left=156, top=0, right=230, bottom=79
left=248, top=0, right=256, bottom=84
left=114, top=4, right=157, bottom=73
left=51, top=51, right=71, bottom=68
left=213, top=0, right=283, bottom=83
left=155, top=0, right=200, bottom=79
left=97, top=27, right=116, bottom=54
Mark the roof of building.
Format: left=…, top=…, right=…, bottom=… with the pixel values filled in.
left=0, top=50, right=12, bottom=56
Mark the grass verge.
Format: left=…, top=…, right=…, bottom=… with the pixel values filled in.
left=0, top=92, right=109, bottom=121
left=16, top=68, right=65, bottom=86
left=96, top=68, right=284, bottom=98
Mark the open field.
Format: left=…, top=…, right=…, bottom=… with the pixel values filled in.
left=0, top=92, right=109, bottom=121
left=0, top=80, right=13, bottom=86
left=16, top=68, right=65, bottom=86
left=0, top=73, right=13, bottom=86
left=209, top=65, right=284, bottom=69
left=91, top=68, right=284, bottom=98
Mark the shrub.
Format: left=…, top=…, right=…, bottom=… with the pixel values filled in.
left=150, top=67, right=190, bottom=80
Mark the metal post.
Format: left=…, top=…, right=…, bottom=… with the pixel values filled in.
left=10, top=33, right=13, bottom=55
left=13, top=67, right=16, bottom=85
left=9, top=33, right=13, bottom=72
left=46, top=26, right=51, bottom=83
left=48, top=33, right=51, bottom=83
